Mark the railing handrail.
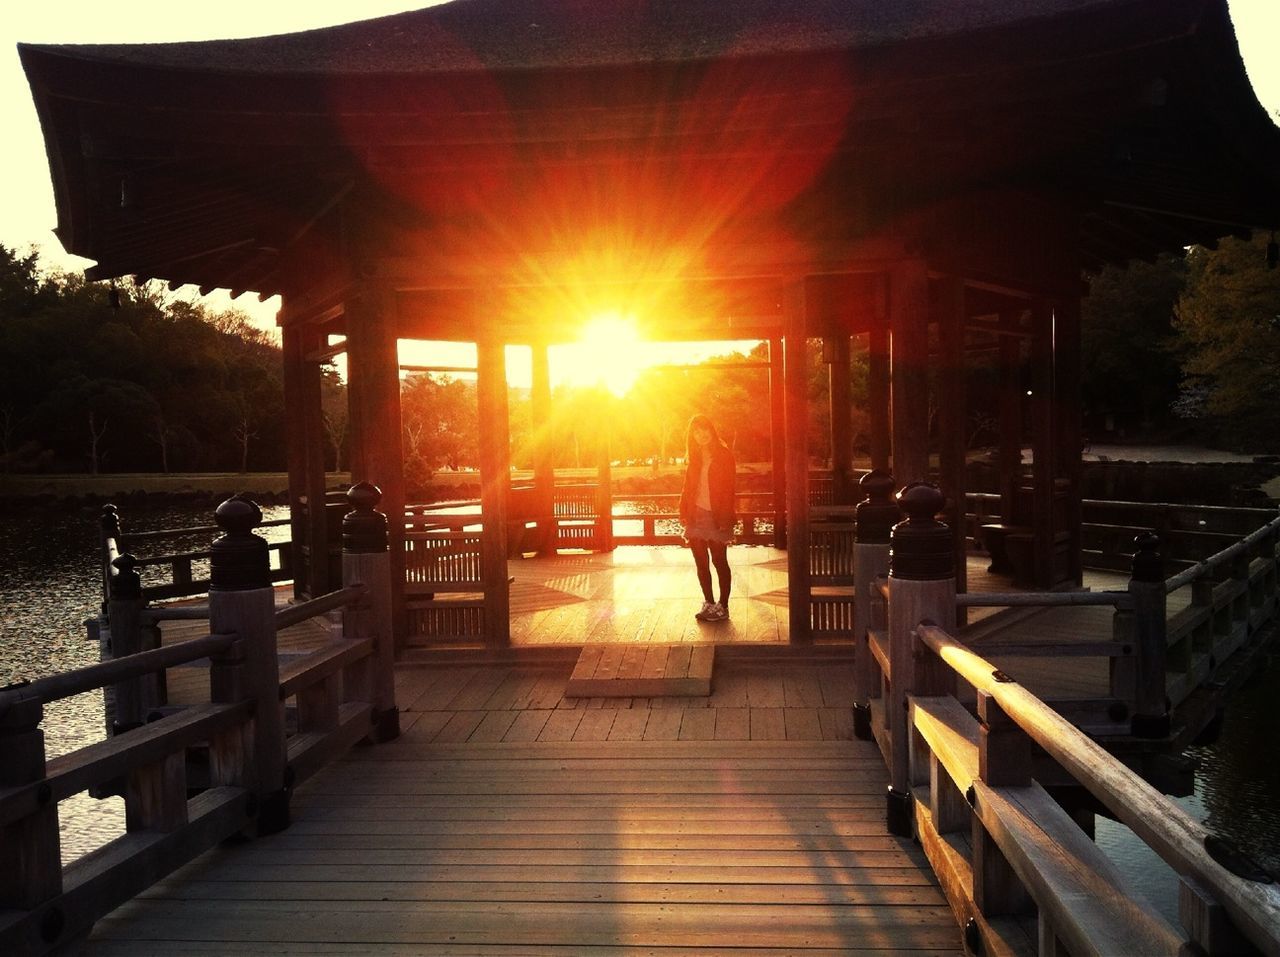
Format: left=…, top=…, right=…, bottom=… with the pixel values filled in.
left=957, top=590, right=1133, bottom=609
left=914, top=621, right=1280, bottom=956
left=274, top=585, right=366, bottom=631
left=124, top=517, right=291, bottom=541
left=1164, top=513, right=1280, bottom=594
left=0, top=632, right=237, bottom=712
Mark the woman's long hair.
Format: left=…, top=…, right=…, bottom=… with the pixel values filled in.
left=685, top=414, right=726, bottom=465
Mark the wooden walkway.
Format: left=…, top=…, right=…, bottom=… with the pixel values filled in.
left=81, top=659, right=961, bottom=955
left=101, top=553, right=1172, bottom=954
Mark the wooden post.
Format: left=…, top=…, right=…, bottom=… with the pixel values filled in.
left=768, top=336, right=787, bottom=549
left=997, top=329, right=1023, bottom=526
left=852, top=470, right=896, bottom=740
left=886, top=483, right=956, bottom=837
left=1129, top=532, right=1169, bottom=738
left=827, top=331, right=854, bottom=504
left=476, top=335, right=511, bottom=649
left=974, top=688, right=1034, bottom=917
left=1054, top=296, right=1084, bottom=585
left=595, top=394, right=615, bottom=552
left=207, top=497, right=290, bottom=834
left=935, top=276, right=969, bottom=606
left=345, top=285, right=407, bottom=651
left=105, top=552, right=149, bottom=734
left=531, top=341, right=557, bottom=555
left=868, top=323, right=891, bottom=472
left=342, top=482, right=400, bottom=742
left=281, top=321, right=306, bottom=601
left=783, top=282, right=811, bottom=643
left=0, top=691, right=62, bottom=919
left=1029, top=300, right=1055, bottom=588
left=889, top=260, right=930, bottom=488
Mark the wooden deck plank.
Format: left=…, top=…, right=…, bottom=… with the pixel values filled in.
left=535, top=710, right=584, bottom=742
left=749, top=707, right=787, bottom=741
left=503, top=710, right=553, bottom=742
left=82, top=657, right=961, bottom=957
left=714, top=707, right=750, bottom=740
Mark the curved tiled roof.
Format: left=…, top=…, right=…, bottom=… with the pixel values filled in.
left=25, top=0, right=1116, bottom=75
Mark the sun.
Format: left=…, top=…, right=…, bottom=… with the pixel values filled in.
left=555, top=312, right=650, bottom=397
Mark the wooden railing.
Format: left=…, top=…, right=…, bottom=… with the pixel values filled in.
left=99, top=504, right=292, bottom=603
left=2, top=487, right=399, bottom=955
left=960, top=493, right=1280, bottom=734
left=857, top=483, right=1280, bottom=957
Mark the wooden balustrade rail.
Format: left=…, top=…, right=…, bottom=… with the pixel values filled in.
left=957, top=590, right=1132, bottom=608
left=0, top=633, right=236, bottom=711
left=914, top=621, right=1280, bottom=957
left=274, top=585, right=365, bottom=631
left=1164, top=514, right=1280, bottom=593
left=2, top=491, right=401, bottom=955
left=124, top=517, right=291, bottom=541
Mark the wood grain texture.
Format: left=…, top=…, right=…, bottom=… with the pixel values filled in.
left=86, top=735, right=958, bottom=956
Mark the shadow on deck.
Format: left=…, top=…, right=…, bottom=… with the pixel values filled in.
left=83, top=656, right=964, bottom=955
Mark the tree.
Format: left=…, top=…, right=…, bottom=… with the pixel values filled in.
left=1174, top=235, right=1280, bottom=450
left=1081, top=254, right=1186, bottom=436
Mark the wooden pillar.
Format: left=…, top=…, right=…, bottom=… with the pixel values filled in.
left=827, top=331, right=854, bottom=504
left=890, top=261, right=930, bottom=486
left=477, top=335, right=511, bottom=648
left=784, top=283, right=812, bottom=643
left=997, top=328, right=1023, bottom=526
left=1029, top=300, right=1055, bottom=589
left=282, top=323, right=330, bottom=600
left=868, top=323, right=891, bottom=471
left=344, top=286, right=406, bottom=652
left=530, top=341, right=557, bottom=555
left=769, top=336, right=788, bottom=549
left=1054, top=296, right=1084, bottom=585
left=282, top=322, right=309, bottom=600
left=595, top=391, right=615, bottom=552
left=936, top=277, right=969, bottom=602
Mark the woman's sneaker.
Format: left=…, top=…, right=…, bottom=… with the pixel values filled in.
left=695, top=601, right=717, bottom=621
left=704, top=602, right=728, bottom=622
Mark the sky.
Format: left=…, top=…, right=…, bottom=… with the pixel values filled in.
left=2, top=0, right=1278, bottom=381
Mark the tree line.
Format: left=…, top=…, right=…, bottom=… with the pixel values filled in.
left=0, top=246, right=292, bottom=474
left=2, top=233, right=1276, bottom=479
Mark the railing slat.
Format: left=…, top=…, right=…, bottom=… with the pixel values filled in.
left=0, top=633, right=236, bottom=709
left=274, top=585, right=365, bottom=631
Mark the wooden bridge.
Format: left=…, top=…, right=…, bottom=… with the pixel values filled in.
left=3, top=484, right=1280, bottom=956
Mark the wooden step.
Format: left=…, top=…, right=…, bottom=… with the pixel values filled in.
left=565, top=644, right=714, bottom=697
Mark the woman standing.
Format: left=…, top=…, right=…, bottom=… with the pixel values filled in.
left=679, top=414, right=736, bottom=622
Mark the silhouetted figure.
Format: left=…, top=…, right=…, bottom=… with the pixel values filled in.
left=679, top=414, right=736, bottom=622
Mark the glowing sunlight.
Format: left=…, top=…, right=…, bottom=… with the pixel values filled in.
left=556, top=312, right=651, bottom=397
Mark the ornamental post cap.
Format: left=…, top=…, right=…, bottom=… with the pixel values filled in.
left=1131, top=531, right=1164, bottom=583
left=346, top=482, right=383, bottom=510
left=214, top=496, right=263, bottom=535
left=859, top=469, right=896, bottom=503
left=896, top=482, right=946, bottom=523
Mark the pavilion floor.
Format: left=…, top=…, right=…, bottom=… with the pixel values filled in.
left=85, top=657, right=966, bottom=955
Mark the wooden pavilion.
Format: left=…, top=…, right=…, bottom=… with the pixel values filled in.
left=20, top=0, right=1280, bottom=648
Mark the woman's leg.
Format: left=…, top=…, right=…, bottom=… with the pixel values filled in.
left=690, top=539, right=715, bottom=603
left=709, top=541, right=731, bottom=605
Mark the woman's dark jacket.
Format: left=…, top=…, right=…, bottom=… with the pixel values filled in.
left=679, top=444, right=736, bottom=533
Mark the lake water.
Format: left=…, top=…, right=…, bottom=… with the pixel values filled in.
left=1, top=500, right=1277, bottom=919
